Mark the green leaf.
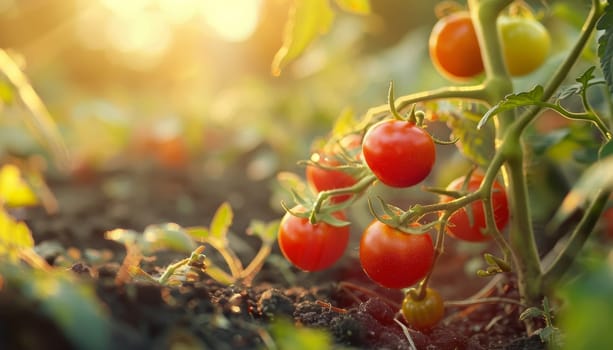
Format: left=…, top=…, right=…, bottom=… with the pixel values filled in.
left=599, top=139, right=613, bottom=159
left=185, top=226, right=210, bottom=242
left=0, top=208, right=34, bottom=261
left=0, top=49, right=69, bottom=168
left=210, top=202, right=233, bottom=240
left=0, top=164, right=38, bottom=207
left=271, top=0, right=335, bottom=76
left=104, top=228, right=139, bottom=245
left=479, top=85, right=544, bottom=129
left=546, top=156, right=613, bottom=231
left=334, top=0, right=371, bottom=14
left=448, top=108, right=496, bottom=168
left=141, top=223, right=196, bottom=254
left=247, top=219, right=280, bottom=245
left=597, top=2, right=613, bottom=96
left=23, top=270, right=110, bottom=350
left=519, top=307, right=545, bottom=320
left=331, top=107, right=357, bottom=138
left=271, top=318, right=332, bottom=350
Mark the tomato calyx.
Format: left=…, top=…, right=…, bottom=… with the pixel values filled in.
left=367, top=196, right=441, bottom=234
left=477, top=252, right=512, bottom=277
left=387, top=82, right=458, bottom=146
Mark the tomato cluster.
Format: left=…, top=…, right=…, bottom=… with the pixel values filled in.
left=429, top=10, right=551, bottom=79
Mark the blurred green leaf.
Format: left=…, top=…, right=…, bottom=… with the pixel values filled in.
left=331, top=107, right=357, bottom=138
left=23, top=269, right=110, bottom=350
left=448, top=108, right=495, bottom=168
left=597, top=1, right=613, bottom=96
left=599, top=139, right=613, bottom=159
left=270, top=318, right=332, bottom=350
left=247, top=219, right=280, bottom=245
left=547, top=156, right=613, bottom=231
left=185, top=226, right=210, bottom=242
left=0, top=79, right=14, bottom=104
left=560, top=260, right=613, bottom=350
left=271, top=0, right=335, bottom=76
left=210, top=202, right=233, bottom=240
left=142, top=223, right=196, bottom=254
left=334, top=0, right=371, bottom=14
left=104, top=228, right=139, bottom=245
left=0, top=49, right=69, bottom=168
left=0, top=164, right=38, bottom=207
left=0, top=208, right=34, bottom=262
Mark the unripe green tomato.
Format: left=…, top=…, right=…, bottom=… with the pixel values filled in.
left=401, top=288, right=445, bottom=330
left=497, top=15, right=551, bottom=76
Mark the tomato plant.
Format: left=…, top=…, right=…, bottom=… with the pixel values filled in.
left=497, top=15, right=551, bottom=76
left=275, top=0, right=613, bottom=341
left=277, top=207, right=350, bottom=272
left=362, top=119, right=435, bottom=188
left=359, top=220, right=434, bottom=289
left=442, top=173, right=509, bottom=242
left=429, top=11, right=484, bottom=81
left=401, top=288, right=445, bottom=330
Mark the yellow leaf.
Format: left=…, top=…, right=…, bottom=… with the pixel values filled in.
left=0, top=164, right=38, bottom=207
left=0, top=208, right=34, bottom=261
left=334, top=0, right=371, bottom=15
left=271, top=0, right=335, bottom=76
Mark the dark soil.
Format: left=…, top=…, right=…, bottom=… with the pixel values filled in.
left=2, top=160, right=545, bottom=350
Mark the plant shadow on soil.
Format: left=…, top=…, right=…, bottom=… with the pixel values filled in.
left=2, top=158, right=545, bottom=350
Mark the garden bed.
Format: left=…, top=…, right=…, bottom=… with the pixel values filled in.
left=3, top=163, right=544, bottom=350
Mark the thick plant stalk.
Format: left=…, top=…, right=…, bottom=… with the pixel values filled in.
left=468, top=0, right=544, bottom=310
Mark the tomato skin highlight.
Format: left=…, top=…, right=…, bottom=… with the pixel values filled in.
left=429, top=11, right=484, bottom=80
left=442, top=174, right=510, bottom=242
left=278, top=208, right=350, bottom=272
left=362, top=120, right=435, bottom=188
left=401, top=288, right=445, bottom=330
left=498, top=15, right=551, bottom=76
left=359, top=220, right=434, bottom=289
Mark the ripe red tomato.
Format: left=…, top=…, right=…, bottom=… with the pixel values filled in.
left=429, top=11, right=484, bottom=80
left=278, top=207, right=350, bottom=272
left=401, top=288, right=445, bottom=330
left=359, top=220, right=434, bottom=289
left=498, top=15, right=551, bottom=76
left=306, top=135, right=361, bottom=203
left=442, top=174, right=509, bottom=242
left=362, top=120, right=435, bottom=188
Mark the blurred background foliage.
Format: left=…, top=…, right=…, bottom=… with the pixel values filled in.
left=0, top=0, right=591, bottom=182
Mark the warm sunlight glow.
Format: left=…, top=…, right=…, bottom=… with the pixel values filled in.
left=200, top=0, right=261, bottom=42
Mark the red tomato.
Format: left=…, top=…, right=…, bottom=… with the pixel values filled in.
left=306, top=135, right=361, bottom=203
left=362, top=120, right=435, bottom=188
left=278, top=207, right=350, bottom=272
left=442, top=174, right=509, bottom=242
left=401, top=288, right=445, bottom=330
left=429, top=11, right=484, bottom=80
left=359, top=220, right=434, bottom=289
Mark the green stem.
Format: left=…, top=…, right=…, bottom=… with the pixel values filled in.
left=239, top=243, right=272, bottom=287
left=358, top=84, right=489, bottom=130
left=470, top=0, right=543, bottom=309
left=542, top=189, right=611, bottom=290
left=158, top=258, right=190, bottom=285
